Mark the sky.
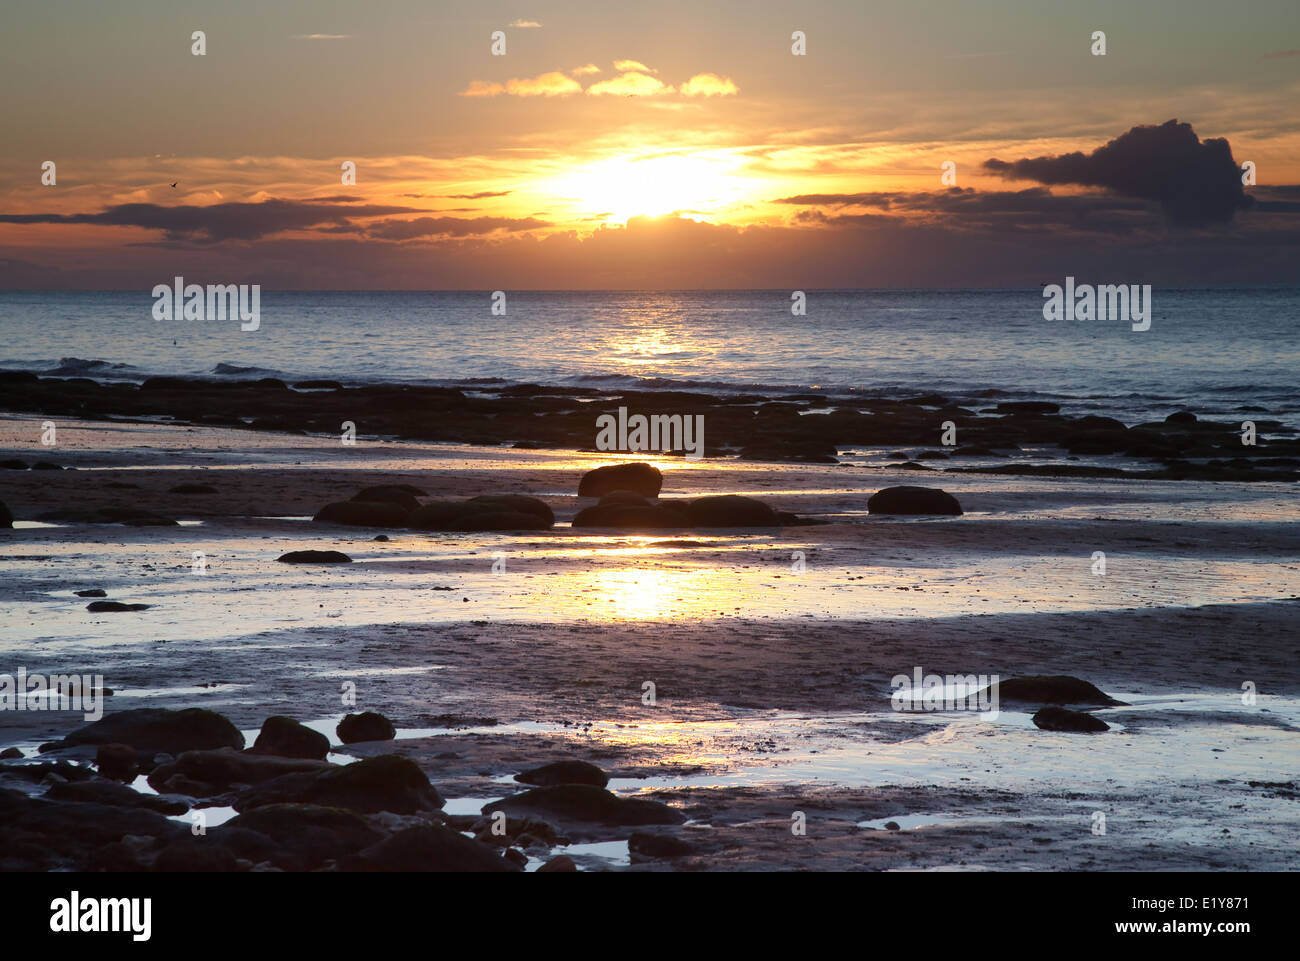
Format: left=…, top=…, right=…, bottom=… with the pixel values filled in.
left=1, top=0, right=1298, bottom=288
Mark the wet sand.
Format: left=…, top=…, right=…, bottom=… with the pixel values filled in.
left=2, top=414, right=1298, bottom=870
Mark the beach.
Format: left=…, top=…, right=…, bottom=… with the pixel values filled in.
left=2, top=404, right=1297, bottom=871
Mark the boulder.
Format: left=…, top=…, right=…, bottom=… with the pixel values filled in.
left=251, top=716, right=330, bottom=760
left=340, top=825, right=519, bottom=872
left=41, top=708, right=245, bottom=757
left=685, top=495, right=779, bottom=527
left=1032, top=706, right=1110, bottom=733
left=991, top=675, right=1124, bottom=706
left=578, top=462, right=663, bottom=498
left=867, top=486, right=963, bottom=515
left=95, top=743, right=140, bottom=781
left=74, top=588, right=107, bottom=597
left=0, top=789, right=186, bottom=871
left=276, top=550, right=352, bottom=564
left=1165, top=411, right=1198, bottom=425
left=628, top=830, right=697, bottom=858
left=44, top=779, right=189, bottom=815
left=336, top=712, right=396, bottom=744
left=0, top=498, right=11, bottom=528
left=514, top=760, right=609, bottom=788
left=537, top=854, right=578, bottom=872
left=221, top=803, right=384, bottom=870
left=571, top=500, right=687, bottom=529
left=86, top=600, right=150, bottom=612
left=233, top=754, right=444, bottom=814
left=313, top=500, right=410, bottom=528
left=148, top=747, right=328, bottom=795
left=409, top=497, right=552, bottom=532
left=351, top=486, right=422, bottom=512
left=483, top=785, right=684, bottom=827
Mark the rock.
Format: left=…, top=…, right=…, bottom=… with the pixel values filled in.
left=464, top=494, right=555, bottom=527
left=276, top=549, right=352, bottom=564
left=409, top=497, right=552, bottom=532
left=169, top=483, right=217, bottom=494
left=222, top=804, right=384, bottom=870
left=32, top=461, right=63, bottom=470
left=1165, top=411, right=1198, bottom=425
left=578, top=462, right=663, bottom=498
left=0, top=747, right=23, bottom=760
left=36, top=507, right=178, bottom=526
left=74, top=588, right=107, bottom=597
left=373, top=534, right=389, bottom=542
left=991, top=675, right=1124, bottom=706
left=313, top=500, right=410, bottom=528
left=152, top=839, right=242, bottom=872
left=233, top=754, right=444, bottom=814
left=995, top=401, right=1060, bottom=415
left=503, top=847, right=529, bottom=868
left=0, top=788, right=186, bottom=871
left=340, top=825, right=519, bottom=872
left=351, top=485, right=422, bottom=512
left=86, top=600, right=150, bottom=612
left=147, top=748, right=328, bottom=795
left=41, top=707, right=245, bottom=757
left=251, top=716, right=330, bottom=760
left=95, top=743, right=140, bottom=781
left=628, top=830, right=696, bottom=858
left=0, top=499, right=11, bottom=528
left=867, top=486, right=963, bottom=515
left=738, top=440, right=838, bottom=463
left=336, top=712, right=396, bottom=744
left=0, top=459, right=28, bottom=470
left=571, top=500, right=687, bottom=529
left=884, top=821, right=901, bottom=831
left=1032, top=706, right=1110, bottom=733
left=685, top=494, right=780, bottom=527
left=514, top=760, right=609, bottom=788
left=537, top=854, right=578, bottom=872
left=44, top=779, right=189, bottom=815
left=483, top=785, right=684, bottom=827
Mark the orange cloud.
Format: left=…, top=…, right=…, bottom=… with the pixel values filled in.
left=459, top=72, right=581, bottom=97
left=680, top=73, right=739, bottom=97
left=613, top=59, right=654, bottom=73
left=587, top=72, right=673, bottom=97
left=571, top=63, right=601, bottom=76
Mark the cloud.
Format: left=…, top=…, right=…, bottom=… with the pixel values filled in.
left=290, top=34, right=350, bottom=40
left=508, top=19, right=541, bottom=28
left=586, top=72, right=673, bottom=97
left=459, top=80, right=505, bottom=97
left=679, top=73, right=739, bottom=97
left=459, top=72, right=581, bottom=97
left=365, top=215, right=551, bottom=240
left=506, top=72, right=582, bottom=97
left=983, top=119, right=1253, bottom=227
left=775, top=192, right=896, bottom=207
left=571, top=64, right=601, bottom=76
left=443, top=191, right=512, bottom=199
left=613, top=60, right=655, bottom=73
left=0, top=198, right=419, bottom=242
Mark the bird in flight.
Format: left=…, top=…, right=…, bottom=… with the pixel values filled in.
left=169, top=182, right=177, bottom=188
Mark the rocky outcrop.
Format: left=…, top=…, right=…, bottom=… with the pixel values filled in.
left=40, top=708, right=245, bottom=758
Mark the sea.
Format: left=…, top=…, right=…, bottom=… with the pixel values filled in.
left=0, top=288, right=1296, bottom=426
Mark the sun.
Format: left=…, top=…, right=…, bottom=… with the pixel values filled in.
left=550, top=152, right=752, bottom=223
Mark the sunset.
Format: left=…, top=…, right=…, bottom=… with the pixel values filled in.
left=1, top=0, right=1296, bottom=940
